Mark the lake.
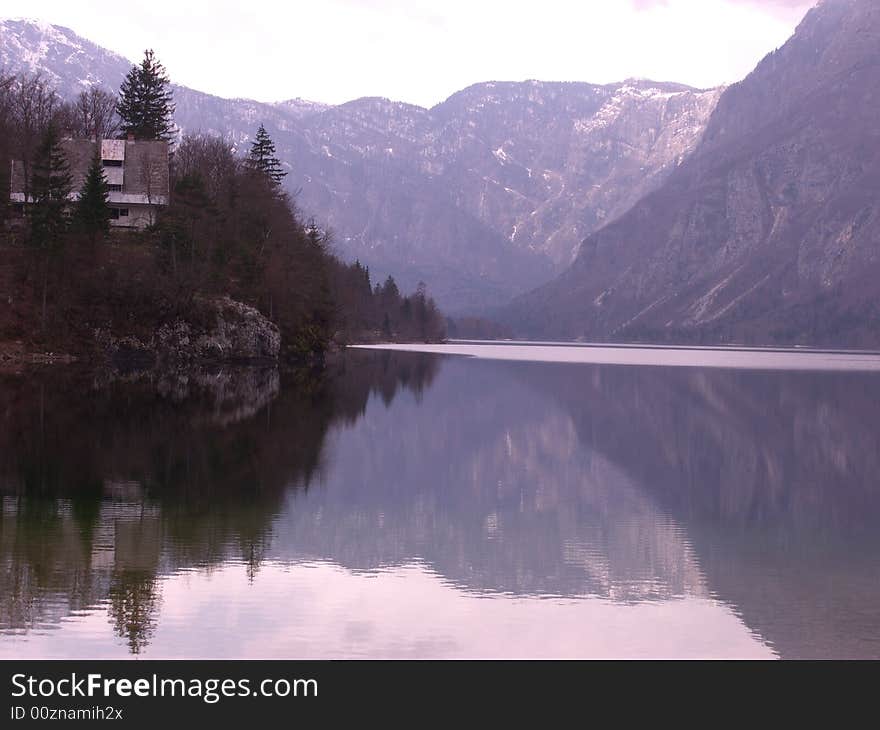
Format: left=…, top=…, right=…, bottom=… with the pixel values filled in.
left=2, top=343, right=880, bottom=659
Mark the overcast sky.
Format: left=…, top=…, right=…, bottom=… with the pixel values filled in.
left=17, top=0, right=815, bottom=107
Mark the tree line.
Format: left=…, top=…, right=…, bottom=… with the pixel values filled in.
left=0, top=50, right=445, bottom=360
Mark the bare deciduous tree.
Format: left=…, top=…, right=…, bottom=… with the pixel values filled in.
left=135, top=145, right=166, bottom=226
left=0, top=70, right=15, bottom=129
left=10, top=74, right=60, bottom=203
left=173, top=133, right=239, bottom=204
left=74, top=87, right=120, bottom=140
left=0, top=71, right=16, bottom=220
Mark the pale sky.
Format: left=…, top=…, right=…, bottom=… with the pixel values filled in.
left=15, top=0, right=815, bottom=108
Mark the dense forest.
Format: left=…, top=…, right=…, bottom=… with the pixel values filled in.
left=0, top=51, right=446, bottom=365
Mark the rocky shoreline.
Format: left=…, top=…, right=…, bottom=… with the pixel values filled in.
left=1, top=295, right=446, bottom=374
left=2, top=297, right=282, bottom=371
left=94, top=296, right=282, bottom=367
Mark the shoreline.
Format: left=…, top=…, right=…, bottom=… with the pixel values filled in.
left=352, top=341, right=880, bottom=373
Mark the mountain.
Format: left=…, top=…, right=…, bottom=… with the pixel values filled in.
left=293, top=80, right=721, bottom=312
left=0, top=19, right=127, bottom=96
left=504, top=0, right=880, bottom=346
left=0, top=18, right=720, bottom=312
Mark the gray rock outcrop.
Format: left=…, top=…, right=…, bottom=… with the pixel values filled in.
left=95, top=297, right=280, bottom=364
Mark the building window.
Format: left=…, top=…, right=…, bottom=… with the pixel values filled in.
left=119, top=208, right=129, bottom=217
left=110, top=208, right=129, bottom=219
left=108, top=184, right=122, bottom=192
left=102, top=159, right=123, bottom=167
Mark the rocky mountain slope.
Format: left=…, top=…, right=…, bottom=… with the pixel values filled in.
left=260, top=80, right=720, bottom=311
left=0, top=19, right=720, bottom=312
left=504, top=0, right=880, bottom=346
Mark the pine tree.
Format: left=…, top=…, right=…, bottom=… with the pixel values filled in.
left=246, top=124, right=287, bottom=186
left=117, top=50, right=176, bottom=141
left=30, top=125, right=72, bottom=247
left=381, top=275, right=400, bottom=301
left=75, top=151, right=112, bottom=241
left=305, top=218, right=324, bottom=249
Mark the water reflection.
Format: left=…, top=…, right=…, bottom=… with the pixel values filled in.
left=1, top=350, right=879, bottom=658
left=516, top=361, right=880, bottom=659
left=0, top=353, right=439, bottom=655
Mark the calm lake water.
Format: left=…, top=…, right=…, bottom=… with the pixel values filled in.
left=3, top=343, right=880, bottom=659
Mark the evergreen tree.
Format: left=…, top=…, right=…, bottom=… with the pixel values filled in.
left=414, top=281, right=429, bottom=340
left=30, top=125, right=72, bottom=247
left=117, top=50, right=176, bottom=141
left=381, top=275, right=400, bottom=301
left=305, top=218, right=324, bottom=249
left=75, top=151, right=112, bottom=241
left=246, top=124, right=287, bottom=186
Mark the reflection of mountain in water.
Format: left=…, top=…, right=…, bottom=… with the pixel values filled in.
left=3, top=352, right=880, bottom=658
left=273, top=358, right=880, bottom=657
left=276, top=360, right=708, bottom=601
left=512, top=361, right=880, bottom=658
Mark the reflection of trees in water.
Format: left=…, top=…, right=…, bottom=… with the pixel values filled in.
left=0, top=497, right=106, bottom=631
left=0, top=352, right=439, bottom=653
left=3, top=353, right=879, bottom=657
left=109, top=569, right=161, bottom=655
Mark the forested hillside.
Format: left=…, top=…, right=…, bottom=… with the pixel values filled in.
left=0, top=52, right=445, bottom=366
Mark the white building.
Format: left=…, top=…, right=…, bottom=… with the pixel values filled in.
left=10, top=137, right=170, bottom=230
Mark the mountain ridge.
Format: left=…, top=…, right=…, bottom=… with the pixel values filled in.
left=502, top=0, right=880, bottom=347
left=0, top=17, right=721, bottom=312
